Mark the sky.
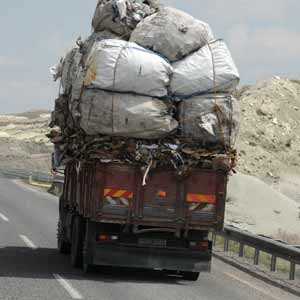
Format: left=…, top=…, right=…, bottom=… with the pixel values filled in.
left=0, top=0, right=300, bottom=113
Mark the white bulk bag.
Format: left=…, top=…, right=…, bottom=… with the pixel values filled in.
left=178, top=94, right=240, bottom=148
left=76, top=89, right=178, bottom=139
left=83, top=39, right=173, bottom=97
left=130, top=6, right=214, bottom=62
left=81, top=31, right=122, bottom=65
left=170, top=40, right=240, bottom=98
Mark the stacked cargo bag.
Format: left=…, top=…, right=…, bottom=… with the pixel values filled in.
left=80, top=31, right=122, bottom=65
left=170, top=39, right=240, bottom=98
left=69, top=39, right=177, bottom=139
left=49, top=1, right=241, bottom=170
left=83, top=39, right=173, bottom=97
left=130, top=6, right=214, bottom=61
left=77, top=89, right=178, bottom=139
left=178, top=94, right=240, bottom=148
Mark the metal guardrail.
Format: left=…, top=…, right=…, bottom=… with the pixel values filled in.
left=213, top=225, right=300, bottom=280
left=0, top=168, right=53, bottom=184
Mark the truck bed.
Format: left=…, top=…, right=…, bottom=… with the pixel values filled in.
left=63, top=162, right=228, bottom=232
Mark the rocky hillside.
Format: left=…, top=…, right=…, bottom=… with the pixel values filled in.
left=0, top=111, right=52, bottom=172
left=236, top=77, right=300, bottom=202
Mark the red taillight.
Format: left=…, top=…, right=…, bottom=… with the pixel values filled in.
left=190, top=241, right=209, bottom=250
left=157, top=191, right=167, bottom=197
left=97, top=234, right=118, bottom=242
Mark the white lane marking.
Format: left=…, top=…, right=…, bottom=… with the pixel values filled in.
left=53, top=274, right=83, bottom=300
left=0, top=212, right=9, bottom=222
left=19, top=235, right=38, bottom=250
left=223, top=272, right=281, bottom=300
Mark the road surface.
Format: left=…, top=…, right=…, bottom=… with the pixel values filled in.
left=0, top=178, right=298, bottom=300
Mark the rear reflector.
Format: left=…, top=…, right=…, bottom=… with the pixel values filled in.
left=186, top=194, right=216, bottom=204
left=104, top=189, right=133, bottom=199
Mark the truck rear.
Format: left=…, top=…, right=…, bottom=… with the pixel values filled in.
left=58, top=161, right=228, bottom=280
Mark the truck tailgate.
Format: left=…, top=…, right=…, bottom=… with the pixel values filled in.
left=64, top=162, right=227, bottom=231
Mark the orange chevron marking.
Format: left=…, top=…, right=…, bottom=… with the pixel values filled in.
left=104, top=189, right=133, bottom=199
left=186, top=194, right=216, bottom=204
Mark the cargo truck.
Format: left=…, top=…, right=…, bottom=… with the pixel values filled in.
left=57, top=161, right=228, bottom=280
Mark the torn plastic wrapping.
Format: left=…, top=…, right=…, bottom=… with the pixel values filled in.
left=50, top=58, right=63, bottom=81
left=60, top=46, right=82, bottom=95
left=130, top=6, right=214, bottom=62
left=92, top=0, right=159, bottom=37
left=83, top=39, right=173, bottom=97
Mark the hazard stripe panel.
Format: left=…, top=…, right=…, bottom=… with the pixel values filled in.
left=186, top=194, right=216, bottom=204
left=104, top=189, right=133, bottom=199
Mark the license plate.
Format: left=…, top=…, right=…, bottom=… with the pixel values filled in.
left=138, top=238, right=167, bottom=247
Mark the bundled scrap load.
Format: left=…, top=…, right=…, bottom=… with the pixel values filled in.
left=49, top=0, right=240, bottom=176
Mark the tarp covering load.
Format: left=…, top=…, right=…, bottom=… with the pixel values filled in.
left=170, top=40, right=240, bottom=98
left=92, top=0, right=160, bottom=37
left=130, top=7, right=214, bottom=62
left=74, top=89, right=178, bottom=139
left=178, top=94, right=240, bottom=148
left=83, top=39, right=173, bottom=97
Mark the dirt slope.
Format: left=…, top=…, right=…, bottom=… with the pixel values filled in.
left=236, top=77, right=300, bottom=202
left=0, top=111, right=52, bottom=172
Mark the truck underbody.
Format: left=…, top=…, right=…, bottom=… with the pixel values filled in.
left=58, top=162, right=227, bottom=280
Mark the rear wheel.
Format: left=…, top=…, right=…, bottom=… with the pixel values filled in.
left=82, top=221, right=94, bottom=273
left=70, top=216, right=84, bottom=268
left=181, top=271, right=200, bottom=281
left=57, top=220, right=71, bottom=254
left=57, top=195, right=70, bottom=254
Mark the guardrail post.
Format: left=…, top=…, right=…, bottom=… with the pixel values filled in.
left=224, top=237, right=229, bottom=252
left=270, top=255, right=277, bottom=272
left=289, top=262, right=296, bottom=280
left=254, top=248, right=260, bottom=265
left=239, top=243, right=244, bottom=257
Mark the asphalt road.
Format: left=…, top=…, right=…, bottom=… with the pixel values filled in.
left=0, top=178, right=298, bottom=300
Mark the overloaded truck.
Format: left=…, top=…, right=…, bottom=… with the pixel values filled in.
left=50, top=0, right=239, bottom=281
left=58, top=161, right=228, bottom=280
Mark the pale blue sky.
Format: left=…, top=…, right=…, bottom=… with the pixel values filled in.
left=0, top=0, right=299, bottom=113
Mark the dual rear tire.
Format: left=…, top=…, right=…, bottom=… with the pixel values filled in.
left=70, top=216, right=85, bottom=268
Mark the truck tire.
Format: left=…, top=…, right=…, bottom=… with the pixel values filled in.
left=57, top=220, right=71, bottom=254
left=83, top=255, right=94, bottom=274
left=70, top=216, right=84, bottom=268
left=82, top=221, right=94, bottom=273
left=181, top=271, right=200, bottom=281
left=57, top=195, right=71, bottom=254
